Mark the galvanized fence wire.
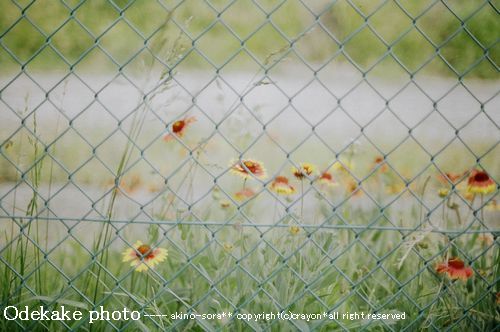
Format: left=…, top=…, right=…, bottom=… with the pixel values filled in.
left=0, top=0, right=499, bottom=330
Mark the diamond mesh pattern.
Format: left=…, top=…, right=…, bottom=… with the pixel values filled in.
left=0, top=0, right=499, bottom=331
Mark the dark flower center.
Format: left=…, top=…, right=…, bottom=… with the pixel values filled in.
left=473, top=172, right=490, bottom=183
left=321, top=172, right=332, bottom=180
left=294, top=166, right=312, bottom=178
left=448, top=258, right=465, bottom=269
left=172, top=120, right=185, bottom=134
left=136, top=244, right=154, bottom=259
left=243, top=161, right=258, bottom=174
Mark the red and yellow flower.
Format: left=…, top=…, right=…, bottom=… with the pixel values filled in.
left=270, top=176, right=296, bottom=195
left=467, top=169, right=496, bottom=195
left=120, top=174, right=142, bottom=194
left=163, top=116, right=196, bottom=141
left=318, top=171, right=336, bottom=186
left=438, top=171, right=465, bottom=185
left=106, top=174, right=142, bottom=196
left=234, top=188, right=256, bottom=201
left=122, top=241, right=168, bottom=272
left=347, top=181, right=362, bottom=197
left=373, top=156, right=388, bottom=173
left=292, top=162, right=317, bottom=180
left=230, top=159, right=267, bottom=180
left=436, top=257, right=473, bottom=281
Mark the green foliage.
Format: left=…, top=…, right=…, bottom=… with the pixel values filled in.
left=0, top=0, right=498, bottom=78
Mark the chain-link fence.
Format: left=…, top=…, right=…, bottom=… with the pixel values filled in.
left=0, top=0, right=499, bottom=331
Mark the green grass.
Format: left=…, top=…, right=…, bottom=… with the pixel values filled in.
left=0, top=192, right=498, bottom=330
left=0, top=0, right=498, bottom=78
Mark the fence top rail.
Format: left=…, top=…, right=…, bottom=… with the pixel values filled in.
left=1, top=215, right=498, bottom=234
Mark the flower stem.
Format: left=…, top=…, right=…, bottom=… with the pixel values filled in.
left=300, top=180, right=304, bottom=222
